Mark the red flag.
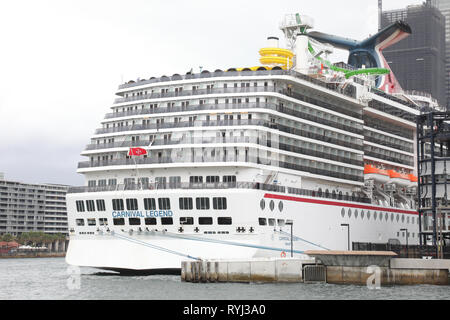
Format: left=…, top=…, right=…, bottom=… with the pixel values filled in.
left=128, top=147, right=147, bottom=156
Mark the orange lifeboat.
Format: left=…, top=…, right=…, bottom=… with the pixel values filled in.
left=388, top=170, right=410, bottom=187
left=408, top=174, right=418, bottom=187
left=364, top=165, right=389, bottom=183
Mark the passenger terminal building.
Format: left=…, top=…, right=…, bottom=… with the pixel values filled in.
left=0, top=173, right=69, bottom=236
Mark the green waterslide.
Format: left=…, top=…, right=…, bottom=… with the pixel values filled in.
left=307, top=41, right=390, bottom=79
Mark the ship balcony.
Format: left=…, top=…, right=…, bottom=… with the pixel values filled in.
left=104, top=102, right=363, bottom=135
left=367, top=98, right=417, bottom=123
left=364, top=150, right=414, bottom=167
left=94, top=119, right=363, bottom=151
left=114, top=84, right=361, bottom=121
left=67, top=181, right=371, bottom=205
left=84, top=137, right=364, bottom=167
left=364, top=135, right=414, bottom=154
left=117, top=69, right=358, bottom=102
left=77, top=154, right=364, bottom=183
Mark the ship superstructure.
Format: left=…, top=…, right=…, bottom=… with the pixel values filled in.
left=65, top=14, right=441, bottom=273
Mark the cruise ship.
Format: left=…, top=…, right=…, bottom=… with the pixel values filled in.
left=65, top=14, right=444, bottom=273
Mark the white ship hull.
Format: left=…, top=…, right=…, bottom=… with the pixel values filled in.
left=65, top=188, right=419, bottom=272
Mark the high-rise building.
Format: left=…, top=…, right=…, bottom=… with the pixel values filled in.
left=381, top=1, right=447, bottom=107
left=431, top=0, right=450, bottom=108
left=0, top=173, right=69, bottom=236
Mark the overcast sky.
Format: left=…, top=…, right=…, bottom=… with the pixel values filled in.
left=0, top=0, right=425, bottom=186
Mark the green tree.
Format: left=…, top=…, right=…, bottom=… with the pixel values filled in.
left=1, top=234, right=15, bottom=242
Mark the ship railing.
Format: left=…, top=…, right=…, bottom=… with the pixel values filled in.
left=367, top=99, right=417, bottom=123
left=104, top=101, right=363, bottom=135
left=67, top=181, right=372, bottom=205
left=364, top=135, right=414, bottom=154
left=67, top=181, right=283, bottom=194
left=113, top=85, right=362, bottom=121
left=113, top=86, right=278, bottom=104
left=77, top=155, right=364, bottom=183
left=93, top=119, right=363, bottom=151
left=116, top=69, right=359, bottom=101
left=83, top=137, right=363, bottom=167
left=370, top=87, right=420, bottom=112
left=364, top=151, right=414, bottom=167
left=364, top=120, right=414, bottom=141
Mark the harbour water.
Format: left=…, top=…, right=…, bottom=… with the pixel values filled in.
left=1, top=257, right=449, bottom=300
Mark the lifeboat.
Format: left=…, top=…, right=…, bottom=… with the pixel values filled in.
left=364, top=165, right=389, bottom=183
left=408, top=174, right=418, bottom=187
left=388, top=170, right=410, bottom=187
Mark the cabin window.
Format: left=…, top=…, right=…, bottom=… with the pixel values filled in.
left=213, top=197, right=227, bottom=210
left=144, top=198, right=156, bottom=210
left=180, top=217, right=194, bottom=225
left=112, top=199, right=124, bottom=211
left=113, top=218, right=125, bottom=226
left=199, top=217, right=213, bottom=225
left=218, top=217, right=232, bottom=225
left=206, top=176, right=220, bottom=183
left=179, top=198, right=193, bottom=210
left=190, top=176, right=203, bottom=184
left=223, top=175, right=236, bottom=183
left=96, top=200, right=106, bottom=211
left=158, top=198, right=171, bottom=210
left=87, top=218, right=96, bottom=226
left=129, top=218, right=141, bottom=226
left=259, top=218, right=267, bottom=226
left=196, top=197, right=210, bottom=210
left=86, top=200, right=95, bottom=212
left=268, top=219, right=276, bottom=226
left=99, top=218, right=108, bottom=226
left=161, top=217, right=173, bottom=225
left=269, top=200, right=275, bottom=211
left=145, top=218, right=157, bottom=225
left=126, top=198, right=138, bottom=211
left=76, top=219, right=85, bottom=226
left=76, top=200, right=85, bottom=212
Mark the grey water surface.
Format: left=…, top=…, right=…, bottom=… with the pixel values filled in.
left=1, top=257, right=449, bottom=300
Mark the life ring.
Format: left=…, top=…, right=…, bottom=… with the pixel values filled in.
left=281, top=251, right=286, bottom=258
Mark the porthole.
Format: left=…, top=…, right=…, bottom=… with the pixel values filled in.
left=367, top=211, right=371, bottom=220
left=269, top=200, right=275, bottom=211
left=396, top=214, right=399, bottom=222
left=354, top=210, right=358, bottom=218
left=402, top=215, right=405, bottom=223
left=348, top=209, right=352, bottom=218
left=374, top=211, right=377, bottom=220
left=341, top=208, right=345, bottom=218
left=260, top=199, right=265, bottom=210
left=385, top=213, right=388, bottom=221
left=361, top=210, right=365, bottom=219
left=278, top=201, right=284, bottom=212
left=391, top=213, right=394, bottom=222
left=407, top=216, right=410, bottom=224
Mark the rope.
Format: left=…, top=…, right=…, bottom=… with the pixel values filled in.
left=150, top=231, right=305, bottom=255
left=276, top=230, right=330, bottom=251
left=110, top=231, right=201, bottom=261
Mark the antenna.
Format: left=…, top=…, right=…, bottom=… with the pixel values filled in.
left=279, top=13, right=314, bottom=50
left=378, top=0, right=383, bottom=31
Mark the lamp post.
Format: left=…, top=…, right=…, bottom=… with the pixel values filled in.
left=400, top=228, right=409, bottom=258
left=286, top=220, right=293, bottom=258
left=341, top=224, right=350, bottom=251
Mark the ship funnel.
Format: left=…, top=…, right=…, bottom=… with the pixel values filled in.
left=267, top=37, right=279, bottom=48
left=295, top=33, right=310, bottom=74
